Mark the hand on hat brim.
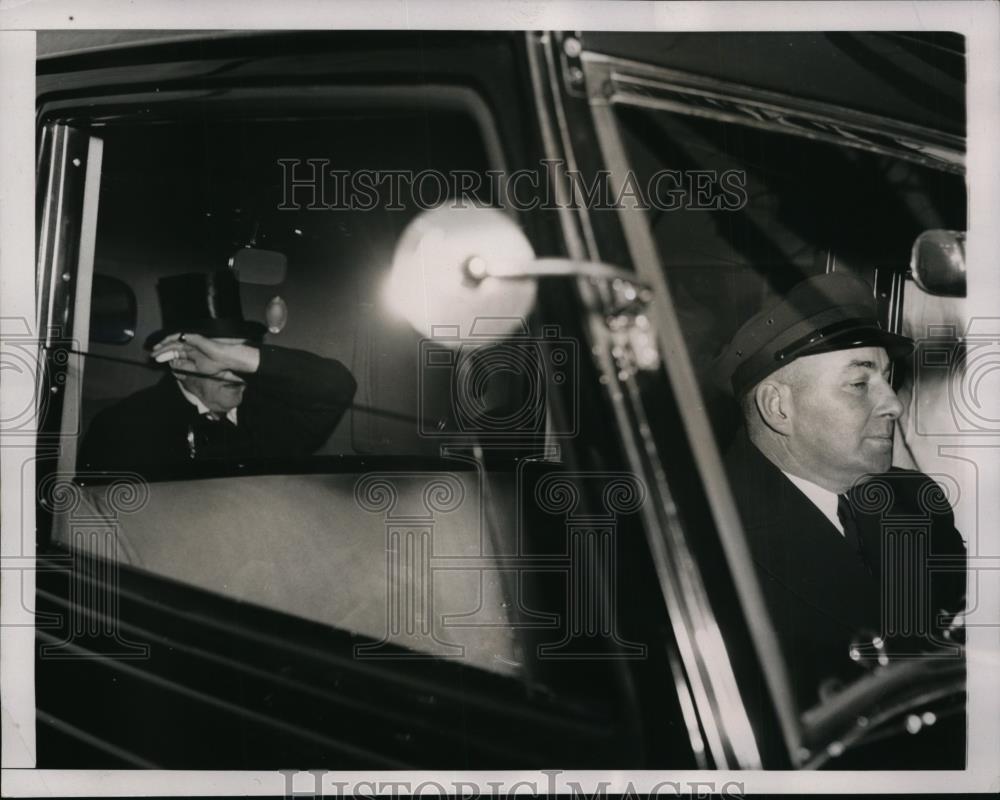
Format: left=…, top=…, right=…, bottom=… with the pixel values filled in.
left=143, top=320, right=267, bottom=351
left=152, top=332, right=260, bottom=378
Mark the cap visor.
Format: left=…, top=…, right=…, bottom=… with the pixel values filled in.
left=795, top=326, right=914, bottom=361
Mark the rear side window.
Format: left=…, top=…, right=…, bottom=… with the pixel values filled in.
left=81, top=108, right=498, bottom=459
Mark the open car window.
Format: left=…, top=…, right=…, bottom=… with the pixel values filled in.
left=613, top=104, right=967, bottom=454
left=607, top=82, right=968, bottom=757
left=79, top=101, right=507, bottom=462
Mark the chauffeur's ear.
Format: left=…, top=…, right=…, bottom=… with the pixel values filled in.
left=754, top=379, right=794, bottom=436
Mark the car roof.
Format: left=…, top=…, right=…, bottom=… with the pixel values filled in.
left=36, top=29, right=255, bottom=59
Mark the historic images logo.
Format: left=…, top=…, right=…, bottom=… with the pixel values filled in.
left=277, top=158, right=748, bottom=213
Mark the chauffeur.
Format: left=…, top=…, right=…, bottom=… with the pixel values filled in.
left=715, top=273, right=966, bottom=709
left=78, top=270, right=357, bottom=474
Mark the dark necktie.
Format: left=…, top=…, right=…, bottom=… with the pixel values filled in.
left=187, top=413, right=238, bottom=459
left=837, top=493, right=872, bottom=576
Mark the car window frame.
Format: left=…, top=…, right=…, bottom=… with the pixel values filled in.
left=36, top=81, right=513, bottom=468
left=573, top=39, right=967, bottom=768
left=525, top=31, right=771, bottom=768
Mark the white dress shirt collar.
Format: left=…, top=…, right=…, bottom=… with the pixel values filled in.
left=176, top=379, right=239, bottom=426
left=780, top=470, right=844, bottom=536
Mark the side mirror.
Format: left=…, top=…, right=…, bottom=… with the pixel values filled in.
left=385, top=205, right=642, bottom=341
left=911, top=230, right=966, bottom=297
left=229, top=247, right=288, bottom=285
left=89, top=274, right=136, bottom=345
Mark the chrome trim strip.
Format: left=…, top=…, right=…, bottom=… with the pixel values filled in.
left=38, top=125, right=67, bottom=347
left=530, top=31, right=755, bottom=768
left=56, top=135, right=102, bottom=478
left=582, top=53, right=801, bottom=767
left=35, top=123, right=51, bottom=312
left=583, top=52, right=964, bottom=174
left=617, top=370, right=737, bottom=766
left=35, top=121, right=50, bottom=177
left=666, top=646, right=709, bottom=769
left=536, top=36, right=601, bottom=260
left=527, top=32, right=728, bottom=766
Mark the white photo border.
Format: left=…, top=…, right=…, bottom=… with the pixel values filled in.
left=2, top=0, right=998, bottom=795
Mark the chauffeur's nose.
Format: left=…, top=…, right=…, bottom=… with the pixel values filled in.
left=876, top=380, right=904, bottom=420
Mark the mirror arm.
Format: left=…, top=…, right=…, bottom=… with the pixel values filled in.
left=464, top=256, right=647, bottom=287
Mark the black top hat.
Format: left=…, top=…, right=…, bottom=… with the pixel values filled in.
left=714, top=272, right=913, bottom=397
left=144, top=269, right=267, bottom=349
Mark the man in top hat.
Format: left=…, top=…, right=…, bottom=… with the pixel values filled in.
left=715, top=272, right=966, bottom=714
left=78, top=270, right=357, bottom=474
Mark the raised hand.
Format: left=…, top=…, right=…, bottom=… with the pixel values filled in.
left=151, top=332, right=260, bottom=379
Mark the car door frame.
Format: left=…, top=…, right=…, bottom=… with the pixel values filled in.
left=525, top=30, right=775, bottom=769
left=538, top=29, right=967, bottom=768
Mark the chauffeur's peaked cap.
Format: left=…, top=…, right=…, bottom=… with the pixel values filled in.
left=715, top=272, right=913, bottom=397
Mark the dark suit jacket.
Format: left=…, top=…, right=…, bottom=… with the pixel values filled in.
left=78, top=345, right=357, bottom=475
left=724, top=428, right=966, bottom=709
